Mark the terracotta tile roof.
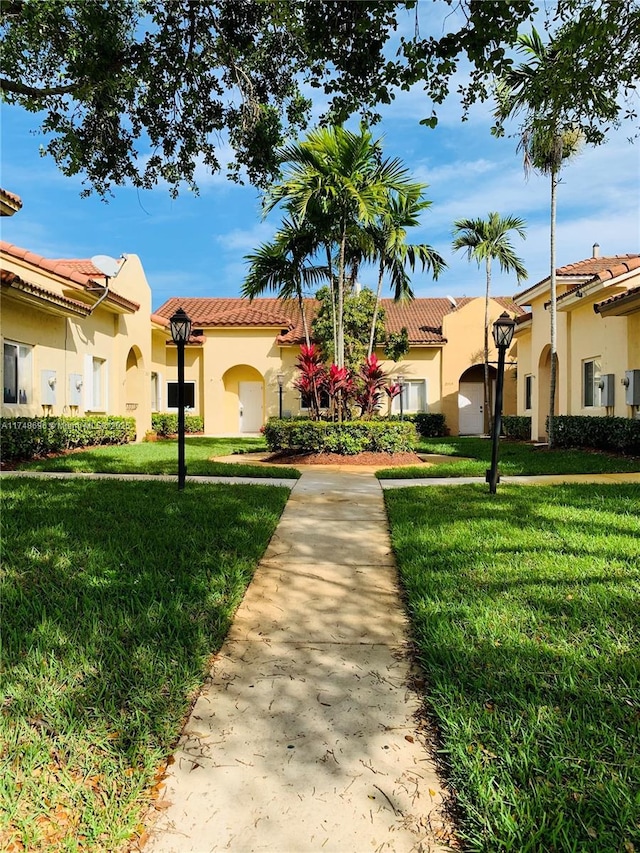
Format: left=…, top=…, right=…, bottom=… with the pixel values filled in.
left=0, top=241, right=139, bottom=312
left=594, top=283, right=640, bottom=314
left=1, top=268, right=90, bottom=316
left=155, top=295, right=524, bottom=347
left=514, top=254, right=640, bottom=301
left=0, top=188, right=23, bottom=214
left=155, top=297, right=303, bottom=330
left=515, top=310, right=533, bottom=325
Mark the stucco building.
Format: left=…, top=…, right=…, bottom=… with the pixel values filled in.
left=1, top=239, right=153, bottom=440
left=513, top=247, right=640, bottom=439
left=151, top=294, right=521, bottom=436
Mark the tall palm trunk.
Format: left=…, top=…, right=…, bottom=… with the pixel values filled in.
left=325, top=243, right=337, bottom=361
left=337, top=216, right=347, bottom=369
left=484, top=255, right=492, bottom=433
left=368, top=261, right=385, bottom=358
left=548, top=169, right=558, bottom=446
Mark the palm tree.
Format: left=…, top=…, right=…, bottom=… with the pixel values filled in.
left=242, top=214, right=326, bottom=348
left=366, top=185, right=446, bottom=358
left=495, top=28, right=584, bottom=446
left=452, top=212, right=527, bottom=432
left=264, top=124, right=415, bottom=369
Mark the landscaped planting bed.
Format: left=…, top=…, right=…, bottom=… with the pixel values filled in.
left=386, top=482, right=640, bottom=852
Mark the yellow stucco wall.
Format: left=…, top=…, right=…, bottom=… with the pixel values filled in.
left=1, top=253, right=152, bottom=439
left=515, top=270, right=640, bottom=437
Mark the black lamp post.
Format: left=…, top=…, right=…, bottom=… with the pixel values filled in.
left=396, top=375, right=405, bottom=420
left=486, top=312, right=516, bottom=494
left=277, top=372, right=284, bottom=419
left=169, top=307, right=192, bottom=490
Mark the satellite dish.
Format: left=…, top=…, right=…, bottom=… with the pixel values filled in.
left=91, top=254, right=122, bottom=279
left=446, top=295, right=457, bottom=309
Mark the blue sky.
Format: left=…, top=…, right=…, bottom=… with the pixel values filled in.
left=1, top=5, right=638, bottom=311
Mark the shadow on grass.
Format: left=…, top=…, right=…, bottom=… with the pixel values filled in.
left=1, top=477, right=289, bottom=848
left=385, top=483, right=640, bottom=853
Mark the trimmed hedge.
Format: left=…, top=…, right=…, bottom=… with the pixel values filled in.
left=552, top=415, right=640, bottom=456
left=382, top=413, right=448, bottom=437
left=413, top=413, right=448, bottom=438
left=151, top=413, right=204, bottom=436
left=0, top=416, right=136, bottom=463
left=502, top=415, right=532, bottom=440
left=263, top=418, right=418, bottom=455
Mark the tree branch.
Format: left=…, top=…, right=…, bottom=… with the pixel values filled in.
left=0, top=77, right=79, bottom=98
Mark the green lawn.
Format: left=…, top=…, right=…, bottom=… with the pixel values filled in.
left=16, top=436, right=300, bottom=479
left=385, top=482, right=640, bottom=852
left=377, top=436, right=640, bottom=478
left=0, top=477, right=290, bottom=852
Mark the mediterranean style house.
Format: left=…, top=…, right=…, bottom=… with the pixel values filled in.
left=1, top=232, right=519, bottom=437
left=11, top=191, right=636, bottom=442
left=513, top=246, right=640, bottom=439
left=1, top=238, right=153, bottom=441
left=151, top=294, right=521, bottom=436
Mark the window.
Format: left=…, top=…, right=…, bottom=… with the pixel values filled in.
left=3, top=341, right=32, bottom=404
left=583, top=358, right=601, bottom=407
left=167, top=381, right=195, bottom=409
left=525, top=375, right=533, bottom=410
left=92, top=357, right=106, bottom=409
left=301, top=389, right=330, bottom=410
left=393, top=380, right=427, bottom=414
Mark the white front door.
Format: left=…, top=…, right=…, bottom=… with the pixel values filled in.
left=238, top=381, right=263, bottom=433
left=458, top=382, right=484, bottom=434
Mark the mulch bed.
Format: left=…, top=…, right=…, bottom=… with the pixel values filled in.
left=264, top=450, right=426, bottom=466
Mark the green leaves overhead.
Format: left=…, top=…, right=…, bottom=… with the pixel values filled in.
left=3, top=1, right=636, bottom=196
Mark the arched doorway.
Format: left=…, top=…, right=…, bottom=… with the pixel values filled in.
left=537, top=346, right=559, bottom=440
left=125, top=346, right=144, bottom=411
left=125, top=346, right=145, bottom=440
left=222, top=365, right=264, bottom=433
left=458, top=364, right=496, bottom=435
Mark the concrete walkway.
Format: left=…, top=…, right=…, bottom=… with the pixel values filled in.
left=145, top=468, right=451, bottom=853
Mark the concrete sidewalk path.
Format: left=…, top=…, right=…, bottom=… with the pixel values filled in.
left=145, top=468, right=451, bottom=853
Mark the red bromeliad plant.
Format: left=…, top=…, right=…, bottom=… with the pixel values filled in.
left=384, top=381, right=402, bottom=415
left=357, top=353, right=388, bottom=418
left=293, top=344, right=327, bottom=420
left=326, top=363, right=355, bottom=422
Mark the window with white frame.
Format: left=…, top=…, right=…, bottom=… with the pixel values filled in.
left=3, top=341, right=32, bottom=404
left=392, top=379, right=427, bottom=413
left=583, top=358, right=601, bottom=407
left=525, top=375, right=533, bottom=411
left=151, top=372, right=161, bottom=411
left=167, top=381, right=195, bottom=409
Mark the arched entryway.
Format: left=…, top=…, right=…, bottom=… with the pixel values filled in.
left=125, top=346, right=145, bottom=439
left=537, top=346, right=559, bottom=440
left=222, top=365, right=264, bottom=433
left=125, top=346, right=144, bottom=411
left=458, top=364, right=496, bottom=435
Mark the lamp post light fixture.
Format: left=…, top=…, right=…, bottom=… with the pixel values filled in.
left=169, top=307, right=192, bottom=490
left=396, top=375, right=405, bottom=420
left=486, top=312, right=516, bottom=494
left=276, top=372, right=284, bottom=419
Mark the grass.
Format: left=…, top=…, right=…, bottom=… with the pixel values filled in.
left=385, top=482, right=640, bottom=852
left=15, top=436, right=300, bottom=479
left=0, top=477, right=290, bottom=852
left=377, top=436, right=640, bottom=478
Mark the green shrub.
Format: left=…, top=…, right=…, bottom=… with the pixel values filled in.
left=263, top=418, right=417, bottom=455
left=502, top=415, right=531, bottom=440
left=151, top=413, right=204, bottom=436
left=413, top=413, right=447, bottom=437
left=0, top=416, right=135, bottom=463
left=552, top=415, right=640, bottom=455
